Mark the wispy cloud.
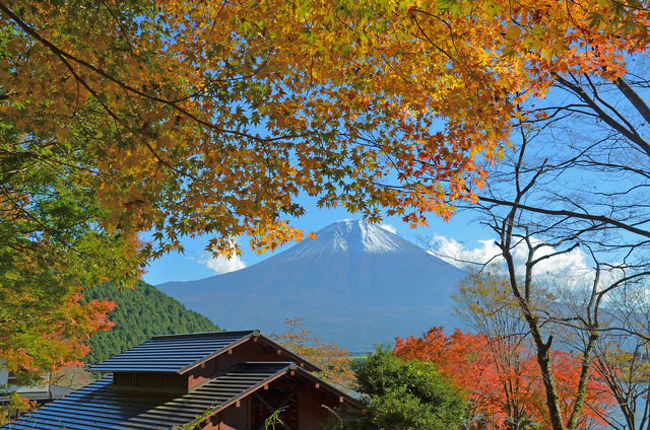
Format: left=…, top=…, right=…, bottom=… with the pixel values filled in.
left=428, top=234, right=595, bottom=288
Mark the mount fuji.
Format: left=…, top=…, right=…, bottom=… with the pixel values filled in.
left=157, top=220, right=467, bottom=350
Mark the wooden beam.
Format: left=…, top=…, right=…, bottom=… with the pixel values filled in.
left=235, top=400, right=240, bottom=407
left=263, top=384, right=269, bottom=390
left=227, top=349, right=232, bottom=355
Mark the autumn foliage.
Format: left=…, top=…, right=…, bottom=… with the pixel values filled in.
left=394, top=327, right=614, bottom=429
left=271, top=318, right=353, bottom=387
left=5, top=0, right=646, bottom=259
left=2, top=293, right=115, bottom=377
left=0, top=392, right=34, bottom=425
left=1, top=0, right=649, bottom=385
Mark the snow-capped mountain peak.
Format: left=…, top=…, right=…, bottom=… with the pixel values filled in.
left=157, top=219, right=467, bottom=350
left=286, top=219, right=419, bottom=258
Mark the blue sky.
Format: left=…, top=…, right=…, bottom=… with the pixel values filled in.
left=141, top=76, right=639, bottom=286
left=142, top=194, right=488, bottom=285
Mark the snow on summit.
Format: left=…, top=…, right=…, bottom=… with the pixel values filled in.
left=287, top=219, right=420, bottom=258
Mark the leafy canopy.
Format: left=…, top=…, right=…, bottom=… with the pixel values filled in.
left=2, top=0, right=644, bottom=255
left=0, top=0, right=520, bottom=260
left=341, top=347, right=467, bottom=430
left=395, top=327, right=614, bottom=429
left=0, top=119, right=141, bottom=384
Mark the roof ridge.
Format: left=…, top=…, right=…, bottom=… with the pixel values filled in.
left=151, top=329, right=257, bottom=339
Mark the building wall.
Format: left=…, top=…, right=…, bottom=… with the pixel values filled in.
left=201, top=377, right=348, bottom=430
left=203, top=397, right=251, bottom=430
left=113, top=371, right=187, bottom=393
left=298, top=384, right=344, bottom=430
left=188, top=341, right=301, bottom=390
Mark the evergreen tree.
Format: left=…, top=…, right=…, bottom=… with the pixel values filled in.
left=336, top=347, right=468, bottom=430
left=82, top=281, right=220, bottom=364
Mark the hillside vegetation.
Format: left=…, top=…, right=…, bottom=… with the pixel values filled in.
left=83, top=282, right=220, bottom=364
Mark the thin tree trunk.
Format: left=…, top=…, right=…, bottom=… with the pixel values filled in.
left=566, top=335, right=597, bottom=429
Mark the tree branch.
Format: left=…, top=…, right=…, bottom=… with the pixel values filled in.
left=477, top=195, right=650, bottom=239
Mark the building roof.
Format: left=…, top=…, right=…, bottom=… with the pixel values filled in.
left=3, top=362, right=293, bottom=430
left=4, top=362, right=357, bottom=430
left=89, top=330, right=319, bottom=374
left=90, top=330, right=254, bottom=373
left=0, top=385, right=74, bottom=404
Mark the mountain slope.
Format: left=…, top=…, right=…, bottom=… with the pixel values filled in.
left=83, top=281, right=220, bottom=364
left=158, top=220, right=466, bottom=350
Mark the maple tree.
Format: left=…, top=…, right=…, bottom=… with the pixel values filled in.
left=14, top=0, right=640, bottom=255
left=394, top=327, right=614, bottom=430
left=0, top=117, right=142, bottom=384
left=0, top=0, right=510, bottom=262
left=270, top=318, right=352, bottom=387
left=0, top=392, right=33, bottom=425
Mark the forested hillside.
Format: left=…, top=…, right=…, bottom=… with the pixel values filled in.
left=83, top=282, right=220, bottom=364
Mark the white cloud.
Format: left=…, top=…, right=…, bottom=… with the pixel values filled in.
left=202, top=254, right=246, bottom=274
left=429, top=235, right=501, bottom=268
left=199, top=237, right=247, bottom=275
left=429, top=234, right=647, bottom=311
left=379, top=223, right=397, bottom=234
left=428, top=234, right=594, bottom=288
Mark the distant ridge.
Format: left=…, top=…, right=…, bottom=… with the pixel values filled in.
left=158, top=220, right=466, bottom=350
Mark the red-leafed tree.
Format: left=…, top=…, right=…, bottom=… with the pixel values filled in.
left=394, top=327, right=613, bottom=430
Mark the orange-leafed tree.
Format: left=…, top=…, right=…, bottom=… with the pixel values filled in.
left=0, top=392, right=34, bottom=425
left=395, top=328, right=613, bottom=430
left=271, top=318, right=353, bottom=388
left=3, top=0, right=648, bottom=254
left=11, top=0, right=645, bottom=258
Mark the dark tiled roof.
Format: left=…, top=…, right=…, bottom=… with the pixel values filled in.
left=90, top=330, right=255, bottom=373
left=3, top=362, right=292, bottom=430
